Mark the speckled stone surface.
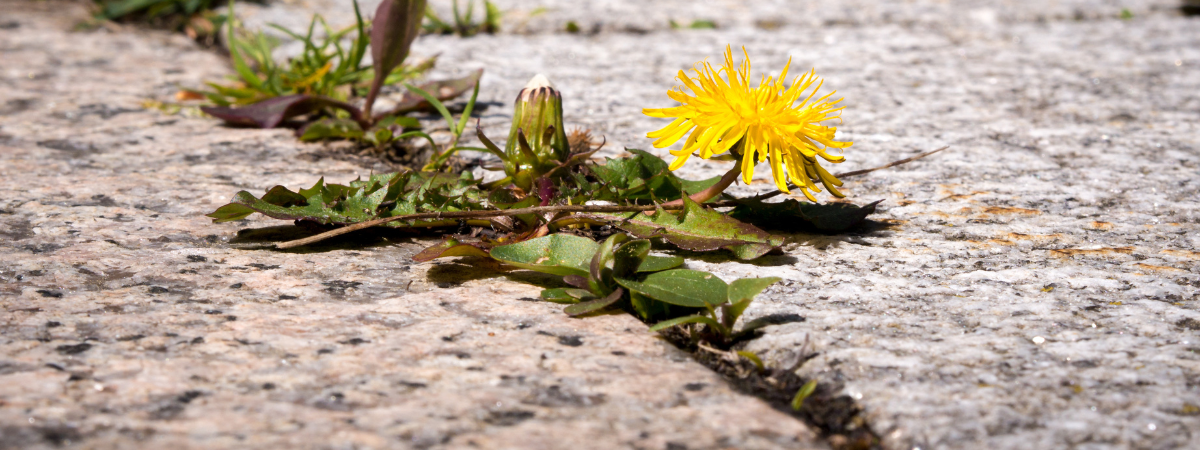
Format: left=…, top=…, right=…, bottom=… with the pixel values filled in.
left=3, top=0, right=1200, bottom=449
left=0, top=2, right=820, bottom=449
left=236, top=0, right=1184, bottom=36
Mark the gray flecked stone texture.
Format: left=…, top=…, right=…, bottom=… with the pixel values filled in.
left=0, top=2, right=820, bottom=449
left=4, top=0, right=1200, bottom=449
left=238, top=0, right=1184, bottom=35
left=373, top=1, right=1200, bottom=449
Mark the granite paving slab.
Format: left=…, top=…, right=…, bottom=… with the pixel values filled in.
left=2, top=0, right=1199, bottom=449
left=235, top=0, right=1184, bottom=37
left=0, top=2, right=822, bottom=449
left=392, top=4, right=1200, bottom=449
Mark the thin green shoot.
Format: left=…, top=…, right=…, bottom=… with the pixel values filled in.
left=791, top=379, right=818, bottom=411
left=416, top=79, right=483, bottom=171
left=736, top=351, right=765, bottom=372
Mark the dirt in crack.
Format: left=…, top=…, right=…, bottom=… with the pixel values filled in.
left=660, top=328, right=880, bottom=450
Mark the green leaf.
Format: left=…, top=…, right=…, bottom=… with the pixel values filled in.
left=541, top=288, right=593, bottom=304
left=629, top=291, right=671, bottom=321
left=206, top=171, right=489, bottom=227
left=615, top=269, right=728, bottom=308
left=489, top=234, right=599, bottom=277
left=411, top=237, right=490, bottom=262
left=612, top=239, right=650, bottom=279
left=729, top=199, right=882, bottom=232
left=300, top=117, right=365, bottom=141
left=347, top=0, right=369, bottom=71
left=563, top=287, right=624, bottom=317
left=226, top=1, right=265, bottom=92
left=583, top=197, right=784, bottom=260
left=647, top=314, right=724, bottom=333
left=208, top=189, right=341, bottom=223
left=791, top=380, right=818, bottom=411
left=637, top=255, right=684, bottom=273
left=724, top=277, right=781, bottom=327
left=736, top=351, right=765, bottom=371
left=589, top=149, right=721, bottom=203
left=588, top=234, right=629, bottom=295
left=727, top=277, right=781, bottom=304
left=206, top=202, right=256, bottom=222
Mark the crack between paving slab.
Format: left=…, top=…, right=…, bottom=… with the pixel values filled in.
left=658, top=328, right=881, bottom=450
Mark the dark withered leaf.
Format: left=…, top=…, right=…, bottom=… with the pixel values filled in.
left=730, top=199, right=883, bottom=232
left=201, top=94, right=360, bottom=128
left=615, top=269, right=728, bottom=308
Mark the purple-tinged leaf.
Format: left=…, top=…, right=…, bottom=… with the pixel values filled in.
left=201, top=94, right=361, bottom=128
left=562, top=275, right=590, bottom=289
left=564, top=287, right=624, bottom=317
left=412, top=237, right=491, bottom=262
left=536, top=177, right=555, bottom=206
left=364, top=0, right=426, bottom=116
left=729, top=199, right=882, bottom=232
left=541, top=288, right=595, bottom=304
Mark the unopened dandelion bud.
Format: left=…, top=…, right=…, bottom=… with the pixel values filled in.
left=507, top=74, right=569, bottom=168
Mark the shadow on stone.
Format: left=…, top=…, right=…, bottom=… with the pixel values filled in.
left=775, top=217, right=899, bottom=237
left=658, top=328, right=879, bottom=449
left=425, top=259, right=569, bottom=290
left=230, top=224, right=417, bottom=253
left=648, top=218, right=897, bottom=265
left=426, top=259, right=506, bottom=287
left=664, top=246, right=800, bottom=266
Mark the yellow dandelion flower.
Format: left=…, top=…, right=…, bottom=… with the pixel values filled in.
left=643, top=45, right=852, bottom=202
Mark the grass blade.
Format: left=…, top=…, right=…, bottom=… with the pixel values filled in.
left=648, top=314, right=724, bottom=333
left=403, top=83, right=457, bottom=132
left=453, top=76, right=481, bottom=136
